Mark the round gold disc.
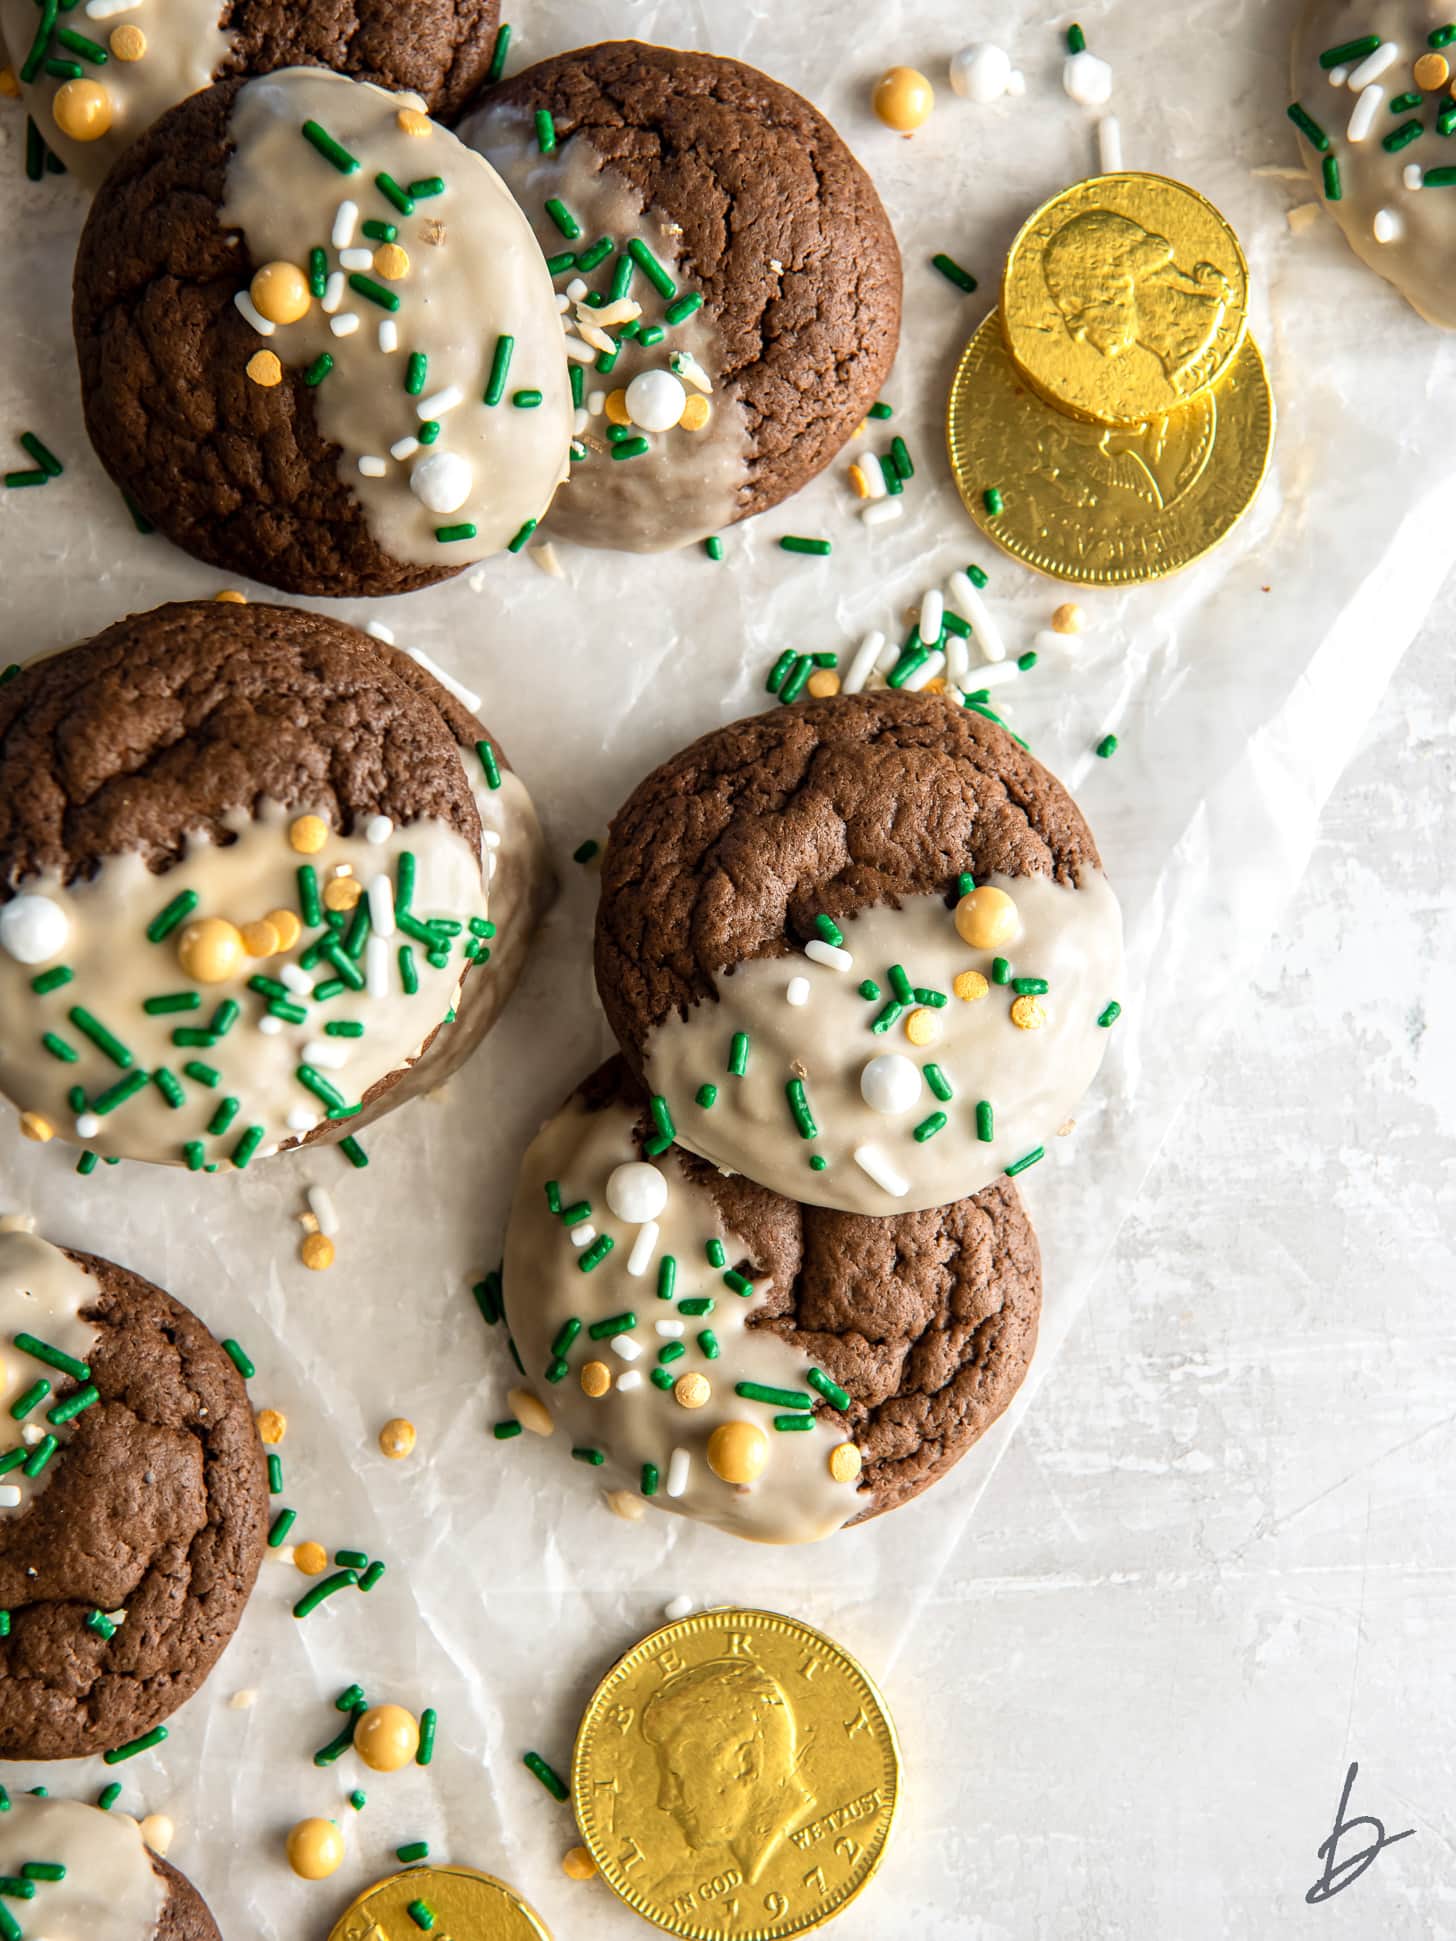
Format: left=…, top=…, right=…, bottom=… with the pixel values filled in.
left=1001, top=171, right=1251, bottom=428
left=946, top=310, right=1274, bottom=586
left=572, top=1608, right=900, bottom=1939
left=327, top=1864, right=553, bottom=1940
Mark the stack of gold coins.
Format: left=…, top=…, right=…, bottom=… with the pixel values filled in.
left=946, top=171, right=1275, bottom=585
left=327, top=1864, right=555, bottom=1939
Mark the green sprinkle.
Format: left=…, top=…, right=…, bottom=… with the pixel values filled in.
left=309, top=246, right=328, bottom=297
left=786, top=1078, right=817, bottom=1140
left=551, top=1317, right=582, bottom=1360
left=774, top=1413, right=814, bottom=1432
left=650, top=1094, right=676, bottom=1144
left=231, top=1124, right=265, bottom=1170
left=1390, top=91, right=1424, bottom=114
left=889, top=436, right=914, bottom=481
left=398, top=1841, right=430, bottom=1863
left=705, top=1239, right=726, bottom=1271
left=418, top=419, right=441, bottom=446
left=222, top=1338, right=255, bottom=1380
left=56, top=24, right=105, bottom=61
left=97, top=1784, right=121, bottom=1810
left=932, top=252, right=977, bottom=293
left=638, top=322, right=665, bottom=347
left=545, top=196, right=580, bottom=239
left=1382, top=120, right=1423, bottom=154
left=779, top=655, right=812, bottom=704
left=1322, top=153, right=1343, bottom=199
left=1011, top=977, right=1048, bottom=996
left=207, top=1096, right=239, bottom=1137
left=719, top=1270, right=751, bottom=1301
left=992, top=957, right=1012, bottom=986
left=557, top=1200, right=591, bottom=1228
left=77, top=1150, right=100, bottom=1176
left=813, top=914, right=844, bottom=947
left=1066, top=22, right=1087, bottom=52
left=1285, top=102, right=1330, bottom=152
left=494, top=1419, right=523, bottom=1440
left=1433, top=24, right=1456, bottom=48
left=807, top=1367, right=851, bottom=1411
left=302, top=119, right=359, bottom=171
left=729, top=1031, right=750, bottom=1076
left=547, top=250, right=577, bottom=276
left=512, top=388, right=544, bottom=408
left=627, top=236, right=676, bottom=298
left=19, top=433, right=62, bottom=476
left=588, top=1312, right=636, bottom=1340
left=476, top=739, right=502, bottom=790
left=362, top=217, right=397, bottom=243
left=31, top=967, right=73, bottom=995
left=507, top=517, right=537, bottom=553
left=92, top=1070, right=149, bottom=1116
left=405, top=351, right=428, bottom=396
left=766, top=648, right=796, bottom=694
left=20, top=0, right=59, bottom=85
left=695, top=1082, right=718, bottom=1109
left=267, top=1454, right=282, bottom=1493
left=268, top=1507, right=297, bottom=1547
left=150, top=1065, right=185, bottom=1109
left=47, top=1383, right=98, bottom=1425
left=1423, top=163, right=1456, bottom=183
left=24, top=117, right=45, bottom=183
left=1097, top=1000, right=1122, bottom=1027
left=677, top=1297, right=714, bottom=1317
left=1095, top=733, right=1118, bottom=758
left=924, top=1064, right=953, bottom=1102
left=703, top=534, right=726, bottom=561
left=523, top=1750, right=568, bottom=1800
left=9, top=1379, right=49, bottom=1422
left=69, top=1007, right=132, bottom=1067
left=779, top=535, right=832, bottom=556
left=398, top=946, right=419, bottom=995
left=183, top=1142, right=205, bottom=1172
left=1004, top=1146, right=1045, bottom=1179
left=84, top=1608, right=117, bottom=1642
left=180, top=1060, right=218, bottom=1088
left=736, top=1381, right=812, bottom=1411
left=572, top=838, right=600, bottom=866
left=359, top=1561, right=386, bottom=1591
left=983, top=486, right=1005, bottom=517
left=313, top=1714, right=362, bottom=1767
left=640, top=1462, right=659, bottom=1496
left=913, top=1111, right=947, bottom=1142
left=611, top=435, right=650, bottom=461
left=859, top=979, right=881, bottom=1001
left=374, top=170, right=414, bottom=215
left=340, top=1135, right=369, bottom=1168
left=98, top=1724, right=171, bottom=1767
left=572, top=1444, right=606, bottom=1464
left=335, top=1548, right=369, bottom=1572
left=579, top=1234, right=614, bottom=1273
left=292, top=1570, right=360, bottom=1619
left=609, top=251, right=637, bottom=301
left=435, top=522, right=477, bottom=543
left=407, top=175, right=445, bottom=199
left=142, top=991, right=201, bottom=1015
left=297, top=864, right=322, bottom=927
left=575, top=234, right=614, bottom=270
left=1319, top=34, right=1381, bottom=68
left=348, top=272, right=400, bottom=312
left=40, top=1032, right=77, bottom=1063
left=534, top=108, right=556, bottom=153
left=4, top=468, right=49, bottom=488
left=872, top=1000, right=906, bottom=1034
left=657, top=1256, right=677, bottom=1302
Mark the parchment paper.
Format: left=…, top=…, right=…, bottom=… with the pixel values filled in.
left=2, top=2, right=1454, bottom=1935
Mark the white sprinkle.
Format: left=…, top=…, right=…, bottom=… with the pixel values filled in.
left=861, top=499, right=903, bottom=527
left=805, top=939, right=852, bottom=973
left=617, top=1370, right=643, bottom=1392
left=1347, top=40, right=1398, bottom=88
left=401, top=647, right=479, bottom=714
left=961, top=655, right=1022, bottom=691
left=377, top=319, right=398, bottom=353
left=563, top=335, right=599, bottom=363
left=919, top=588, right=944, bottom=646
left=367, top=873, right=396, bottom=939
left=946, top=569, right=1007, bottom=662
left=1347, top=83, right=1384, bottom=143
left=786, top=975, right=811, bottom=1006
left=1373, top=207, right=1403, bottom=244
left=417, top=385, right=464, bottom=420
left=769, top=257, right=784, bottom=274
left=666, top=1448, right=691, bottom=1498
left=1062, top=48, right=1112, bottom=107
left=569, top=1222, right=596, bottom=1248
left=948, top=42, right=1012, bottom=103
left=365, top=814, right=394, bottom=844
left=233, top=290, right=275, bottom=337
left=873, top=636, right=900, bottom=674
left=566, top=277, right=588, bottom=301
left=86, top=0, right=141, bottom=13
left=321, top=271, right=345, bottom=315
left=140, top=1815, right=175, bottom=1857
left=484, top=828, right=503, bottom=848
left=901, top=648, right=946, bottom=693
left=307, top=1185, right=340, bottom=1237
left=228, top=1689, right=258, bottom=1711
left=1006, top=69, right=1026, bottom=95
left=330, top=312, right=360, bottom=338
left=1097, top=114, right=1123, bottom=172
left=365, top=619, right=395, bottom=643
left=1327, top=65, right=1349, bottom=87
left=587, top=389, right=606, bottom=414
left=21, top=1425, right=41, bottom=1448
left=280, top=963, right=313, bottom=995
left=555, top=292, right=570, bottom=313
left=302, top=1039, right=348, bottom=1070
left=331, top=200, right=358, bottom=249
left=390, top=435, right=420, bottom=461
left=856, top=450, right=888, bottom=499
left=573, top=406, right=591, bottom=436
left=611, top=1335, right=643, bottom=1363
left=257, top=1013, right=284, bottom=1036
left=358, top=455, right=387, bottom=477
left=0, top=1486, right=21, bottom=1509
left=843, top=630, right=886, bottom=695
left=1405, top=163, right=1424, bottom=191
left=664, top=1594, right=694, bottom=1620
left=338, top=247, right=373, bottom=271
left=575, top=320, right=617, bottom=355
left=627, top=1220, right=660, bottom=1278
left=945, top=631, right=971, bottom=682
left=286, top=1106, right=318, bottom=1134
left=655, top=1320, right=685, bottom=1339
left=853, top=1144, right=910, bottom=1198
left=366, top=934, right=389, bottom=1000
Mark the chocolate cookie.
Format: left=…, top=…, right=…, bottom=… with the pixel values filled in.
left=5, top=0, right=501, bottom=191
left=463, top=40, right=902, bottom=551
left=500, top=1058, right=1040, bottom=1542
left=74, top=68, right=572, bottom=596
left=595, top=690, right=1124, bottom=1216
left=1290, top=2, right=1456, bottom=327
left=0, top=1230, right=267, bottom=1760
left=0, top=599, right=552, bottom=1168
left=0, top=1794, right=220, bottom=1938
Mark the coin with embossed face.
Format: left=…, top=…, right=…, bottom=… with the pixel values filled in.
left=1002, top=172, right=1250, bottom=428
left=326, top=1864, right=553, bottom=1941
left=947, top=310, right=1274, bottom=585
left=572, top=1608, right=899, bottom=1939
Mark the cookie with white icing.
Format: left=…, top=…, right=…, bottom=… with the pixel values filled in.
left=0, top=1794, right=219, bottom=1938
left=462, top=40, right=902, bottom=552
left=1290, top=2, right=1456, bottom=326
left=3, top=0, right=500, bottom=192
left=501, top=1059, right=1041, bottom=1543
left=74, top=68, right=572, bottom=595
left=0, top=600, right=552, bottom=1168
left=0, top=1229, right=266, bottom=1761
left=595, top=690, right=1123, bottom=1217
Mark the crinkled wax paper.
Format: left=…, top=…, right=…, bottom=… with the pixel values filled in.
left=2, top=1, right=1455, bottom=1935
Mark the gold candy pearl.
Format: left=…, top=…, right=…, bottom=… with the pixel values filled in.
left=806, top=669, right=841, bottom=698
left=249, top=260, right=311, bottom=326
left=240, top=917, right=281, bottom=957
left=213, top=588, right=247, bottom=603
left=266, top=907, right=302, bottom=950
left=580, top=1360, right=612, bottom=1398
left=1009, top=994, right=1046, bottom=1031
left=286, top=1818, right=344, bottom=1881
left=300, top=1232, right=335, bottom=1271
left=373, top=243, right=410, bottom=280
left=293, top=1540, right=328, bottom=1576
left=177, top=917, right=244, bottom=984
left=354, top=1703, right=419, bottom=1772
left=953, top=969, right=989, bottom=1003
left=289, top=814, right=328, bottom=855
left=828, top=1442, right=863, bottom=1485
left=323, top=874, right=361, bottom=912
left=903, top=1006, right=940, bottom=1048
left=396, top=106, right=432, bottom=136
left=109, top=25, right=146, bottom=60
left=872, top=66, right=934, bottom=132
left=674, top=1371, right=711, bottom=1410
left=378, top=1417, right=416, bottom=1459
left=52, top=79, right=112, bottom=141
left=562, top=1846, right=598, bottom=1881
left=1051, top=602, right=1085, bottom=634
left=679, top=393, right=711, bottom=432
left=256, top=1408, right=287, bottom=1444
left=1414, top=51, right=1450, bottom=90
left=707, top=1419, right=769, bottom=1485
left=0, top=68, right=20, bottom=99
left=246, top=349, right=282, bottom=388
left=954, top=884, right=1020, bottom=950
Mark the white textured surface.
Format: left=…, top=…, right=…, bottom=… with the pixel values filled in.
left=1, top=0, right=1455, bottom=1936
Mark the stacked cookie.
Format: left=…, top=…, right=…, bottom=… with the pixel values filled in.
left=500, top=691, right=1124, bottom=1542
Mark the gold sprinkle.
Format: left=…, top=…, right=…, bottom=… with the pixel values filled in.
left=923, top=676, right=947, bottom=694
left=293, top=1540, right=328, bottom=1576
left=246, top=349, right=282, bottom=389
left=109, top=24, right=146, bottom=60
left=580, top=1360, right=611, bottom=1399
left=322, top=875, right=361, bottom=912
left=378, top=1417, right=416, bottom=1459
left=256, top=1408, right=287, bottom=1444
left=265, top=907, right=301, bottom=950
left=289, top=815, right=328, bottom=855
left=679, top=393, right=711, bottom=432
left=604, top=388, right=632, bottom=426
left=1009, top=994, right=1046, bottom=1031
left=904, top=1006, right=940, bottom=1048
left=562, top=1846, right=598, bottom=1882
left=953, top=969, right=989, bottom=1002
left=18, top=1112, right=54, bottom=1143
left=240, top=918, right=281, bottom=958
left=1051, top=602, right=1085, bottom=634
left=848, top=463, right=869, bottom=500
left=396, top=106, right=432, bottom=137
left=674, top=1372, right=711, bottom=1410
left=300, top=1232, right=335, bottom=1271
left=373, top=242, right=410, bottom=281
left=213, top=588, right=248, bottom=603
left=0, top=68, right=20, bottom=99
left=1415, top=50, right=1450, bottom=90
left=828, top=1442, right=863, bottom=1485
left=508, top=1387, right=553, bottom=1437
left=806, top=669, right=841, bottom=699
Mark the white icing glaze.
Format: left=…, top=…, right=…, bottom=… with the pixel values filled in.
left=641, top=872, right=1124, bottom=1216
left=0, top=1795, right=166, bottom=1939
left=0, top=0, right=232, bottom=189
left=0, top=1231, right=99, bottom=1511
left=221, top=70, right=572, bottom=567
left=0, top=800, right=485, bottom=1166
left=502, top=1092, right=860, bottom=1544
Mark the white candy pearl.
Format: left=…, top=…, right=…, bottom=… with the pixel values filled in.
left=624, top=369, right=686, bottom=433
left=1063, top=49, right=1113, bottom=107
left=606, top=1161, right=669, bottom=1224
left=859, top=1054, right=923, bottom=1116
left=949, top=43, right=1011, bottom=103
left=0, top=893, right=69, bottom=965
left=409, top=450, right=473, bottom=516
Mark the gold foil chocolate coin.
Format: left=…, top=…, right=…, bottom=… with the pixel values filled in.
left=327, top=1864, right=553, bottom=1940
left=572, top=1608, right=900, bottom=1938
left=1001, top=171, right=1250, bottom=428
left=946, top=311, right=1274, bottom=586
